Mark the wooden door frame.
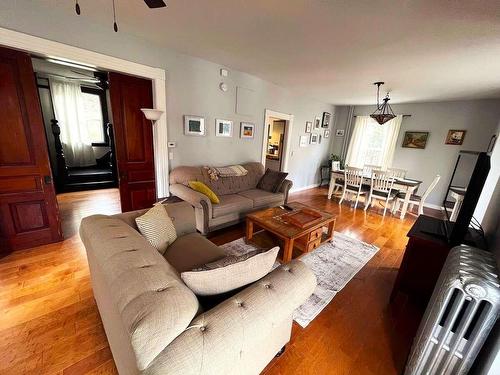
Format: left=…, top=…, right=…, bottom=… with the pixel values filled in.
left=0, top=27, right=170, bottom=198
left=261, top=109, right=294, bottom=172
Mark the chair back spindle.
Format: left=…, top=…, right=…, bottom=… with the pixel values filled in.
left=371, top=169, right=394, bottom=194
left=344, top=166, right=364, bottom=188
left=388, top=167, right=407, bottom=179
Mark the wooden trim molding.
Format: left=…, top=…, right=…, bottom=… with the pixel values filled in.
left=262, top=109, right=294, bottom=172
left=0, top=27, right=170, bottom=197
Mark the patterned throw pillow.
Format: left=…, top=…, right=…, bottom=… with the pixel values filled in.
left=257, top=168, right=288, bottom=193
left=188, top=181, right=220, bottom=204
left=181, top=246, right=279, bottom=296
left=135, top=204, right=177, bottom=254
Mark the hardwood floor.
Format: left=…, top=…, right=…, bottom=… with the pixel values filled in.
left=0, top=186, right=428, bottom=374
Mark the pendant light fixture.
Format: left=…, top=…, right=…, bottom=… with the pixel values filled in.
left=370, top=82, right=396, bottom=125
left=75, top=0, right=81, bottom=15
left=112, top=0, right=118, bottom=32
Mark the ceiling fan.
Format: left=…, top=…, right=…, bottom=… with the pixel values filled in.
left=75, top=1, right=166, bottom=32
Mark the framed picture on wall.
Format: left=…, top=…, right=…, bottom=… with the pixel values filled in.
left=324, top=129, right=330, bottom=138
left=184, top=115, right=205, bottom=136
left=321, top=112, right=331, bottom=128
left=240, top=122, right=255, bottom=138
left=215, top=119, right=233, bottom=137
left=314, top=117, right=321, bottom=129
left=445, top=129, right=466, bottom=145
left=310, top=133, right=319, bottom=144
left=299, top=135, right=309, bottom=147
left=305, top=121, right=312, bottom=133
left=402, top=131, right=429, bottom=149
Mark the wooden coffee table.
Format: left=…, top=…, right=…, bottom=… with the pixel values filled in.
left=245, top=202, right=336, bottom=263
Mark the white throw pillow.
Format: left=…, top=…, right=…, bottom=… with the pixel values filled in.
left=135, top=204, right=177, bottom=254
left=181, top=246, right=279, bottom=296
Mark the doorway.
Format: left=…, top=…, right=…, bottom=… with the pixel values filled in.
left=261, top=109, right=294, bottom=172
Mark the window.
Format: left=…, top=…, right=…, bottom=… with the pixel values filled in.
left=81, top=87, right=108, bottom=145
left=345, top=115, right=403, bottom=170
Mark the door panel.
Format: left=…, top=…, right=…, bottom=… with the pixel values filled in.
left=0, top=46, right=62, bottom=254
left=108, top=72, right=156, bottom=212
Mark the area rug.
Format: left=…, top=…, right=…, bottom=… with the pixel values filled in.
left=220, top=232, right=379, bottom=328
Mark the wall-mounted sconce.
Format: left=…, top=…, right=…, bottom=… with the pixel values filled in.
left=141, top=108, right=164, bottom=124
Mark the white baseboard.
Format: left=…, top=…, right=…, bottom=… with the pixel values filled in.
left=290, top=183, right=321, bottom=193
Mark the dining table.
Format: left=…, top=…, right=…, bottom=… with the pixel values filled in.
left=328, top=170, right=423, bottom=219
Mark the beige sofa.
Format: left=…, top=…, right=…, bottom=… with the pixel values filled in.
left=169, top=162, right=292, bottom=234
left=80, top=201, right=316, bottom=375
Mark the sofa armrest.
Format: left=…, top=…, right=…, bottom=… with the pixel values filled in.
left=143, top=260, right=316, bottom=375
left=170, top=184, right=212, bottom=235
left=279, top=179, right=293, bottom=203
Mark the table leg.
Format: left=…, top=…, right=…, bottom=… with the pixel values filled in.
left=327, top=174, right=335, bottom=199
left=282, top=238, right=294, bottom=263
left=245, top=219, right=254, bottom=243
left=399, top=187, right=414, bottom=220
left=326, top=220, right=335, bottom=242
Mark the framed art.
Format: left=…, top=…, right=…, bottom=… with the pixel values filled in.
left=305, top=121, right=312, bottom=133
left=299, top=135, right=309, bottom=147
left=324, top=129, right=330, bottom=138
left=184, top=115, right=205, bottom=136
left=310, top=133, right=319, bottom=144
left=402, top=131, right=429, bottom=149
left=335, top=129, right=345, bottom=137
left=215, top=119, right=233, bottom=137
left=240, top=122, right=255, bottom=138
left=445, top=129, right=466, bottom=145
left=314, top=116, right=321, bottom=129
left=321, top=112, right=331, bottom=128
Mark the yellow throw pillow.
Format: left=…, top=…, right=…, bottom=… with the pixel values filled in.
left=188, top=181, right=220, bottom=204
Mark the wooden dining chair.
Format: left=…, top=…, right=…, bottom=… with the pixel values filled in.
left=364, top=169, right=397, bottom=216
left=387, top=167, right=407, bottom=179
left=392, top=175, right=441, bottom=216
left=339, top=166, right=369, bottom=209
left=329, top=160, right=343, bottom=196
left=363, top=164, right=382, bottom=176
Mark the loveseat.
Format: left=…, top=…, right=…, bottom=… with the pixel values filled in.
left=169, top=162, right=292, bottom=234
left=80, top=201, right=316, bottom=375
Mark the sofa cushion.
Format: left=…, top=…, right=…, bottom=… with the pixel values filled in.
left=164, top=233, right=226, bottom=273
left=135, top=204, right=177, bottom=254
left=212, top=194, right=253, bottom=218
left=169, top=162, right=265, bottom=196
left=257, top=169, right=288, bottom=193
left=238, top=189, right=284, bottom=208
left=188, top=180, right=220, bottom=204
left=180, top=246, right=280, bottom=296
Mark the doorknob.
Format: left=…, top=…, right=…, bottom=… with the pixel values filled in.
left=44, top=175, right=53, bottom=184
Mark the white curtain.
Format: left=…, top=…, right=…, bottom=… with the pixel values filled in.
left=345, top=115, right=403, bottom=170
left=49, top=78, right=96, bottom=167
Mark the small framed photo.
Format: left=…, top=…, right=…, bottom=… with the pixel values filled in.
left=215, top=119, right=233, bottom=137
left=299, top=135, right=309, bottom=147
left=314, top=117, right=321, bottom=129
left=445, top=129, right=466, bottom=145
left=184, top=115, right=205, bottom=136
left=324, top=129, right=330, bottom=138
left=305, top=121, right=312, bottom=133
left=240, top=122, right=255, bottom=138
left=335, top=129, right=345, bottom=137
left=402, top=131, right=429, bottom=149
left=310, top=133, right=319, bottom=144
left=321, top=112, right=331, bottom=128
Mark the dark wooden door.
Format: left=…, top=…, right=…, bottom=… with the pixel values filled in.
left=0, top=46, right=62, bottom=254
left=108, top=72, right=156, bottom=212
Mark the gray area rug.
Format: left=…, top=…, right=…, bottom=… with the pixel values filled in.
left=220, top=232, right=379, bottom=328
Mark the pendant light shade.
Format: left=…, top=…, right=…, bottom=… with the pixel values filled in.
left=370, top=82, right=396, bottom=125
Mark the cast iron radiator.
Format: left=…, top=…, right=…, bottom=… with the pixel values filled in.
left=405, top=245, right=499, bottom=375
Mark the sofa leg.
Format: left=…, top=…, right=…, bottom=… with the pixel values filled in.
left=275, top=345, right=286, bottom=357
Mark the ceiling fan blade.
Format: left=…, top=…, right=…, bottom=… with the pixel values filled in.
left=143, top=0, right=166, bottom=9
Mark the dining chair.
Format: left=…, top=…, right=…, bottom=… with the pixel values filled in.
left=387, top=167, right=408, bottom=179
left=364, top=169, right=397, bottom=216
left=339, top=166, right=369, bottom=209
left=392, top=175, right=441, bottom=216
left=329, top=160, right=343, bottom=196
left=363, top=164, right=382, bottom=176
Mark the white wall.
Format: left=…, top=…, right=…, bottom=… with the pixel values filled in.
left=0, top=1, right=334, bottom=191
left=332, top=100, right=500, bottom=206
